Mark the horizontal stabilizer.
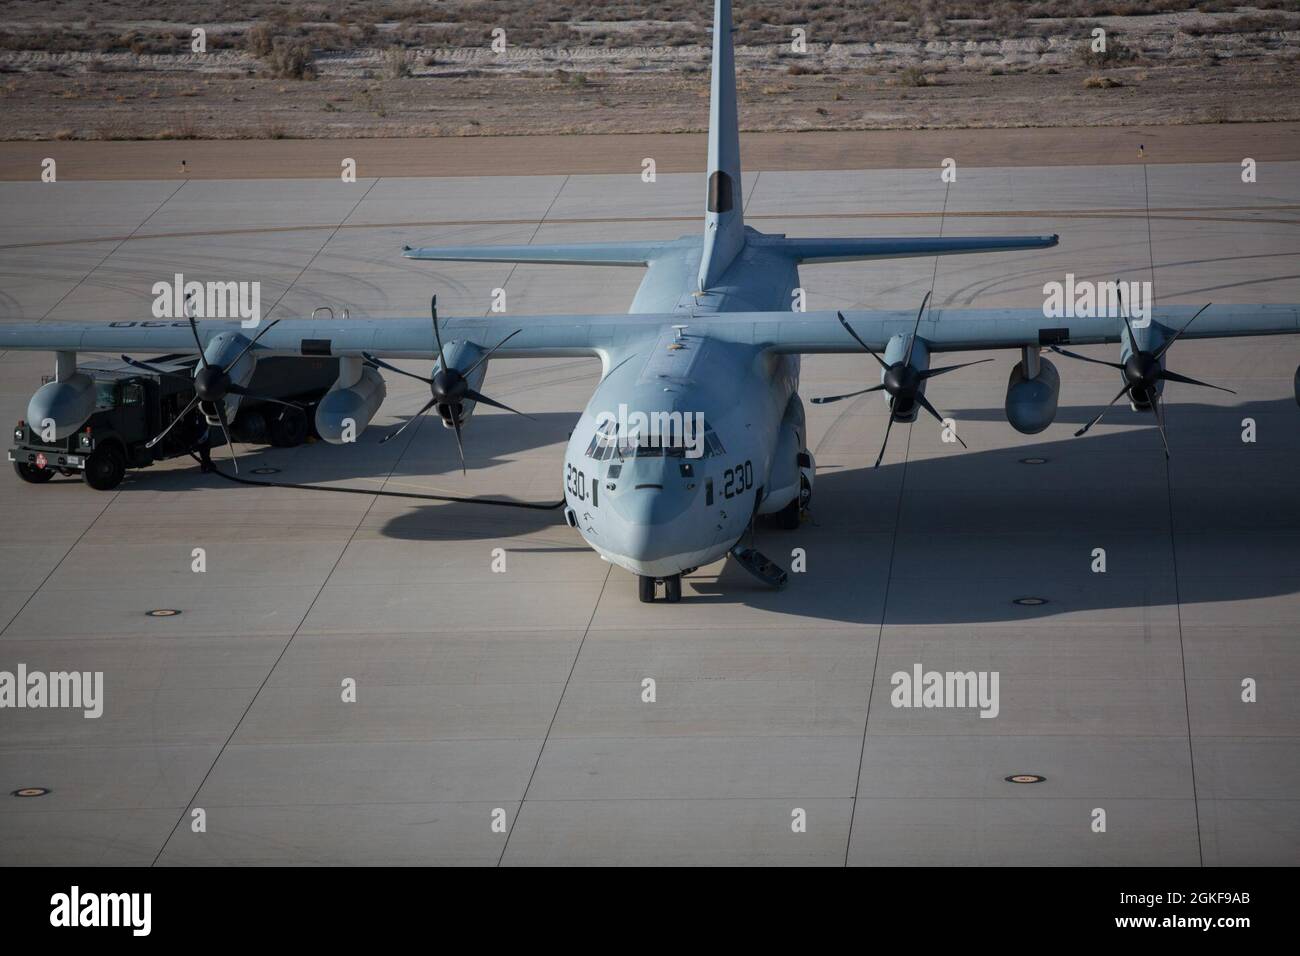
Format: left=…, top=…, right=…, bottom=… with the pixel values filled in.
left=784, top=235, right=1059, bottom=264
left=403, top=242, right=668, bottom=266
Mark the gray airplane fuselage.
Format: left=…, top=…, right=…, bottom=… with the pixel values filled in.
left=562, top=231, right=805, bottom=577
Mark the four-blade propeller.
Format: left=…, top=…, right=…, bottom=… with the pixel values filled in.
left=122, top=300, right=295, bottom=472
left=363, top=295, right=530, bottom=474
left=1051, top=296, right=1232, bottom=457
left=812, top=292, right=990, bottom=467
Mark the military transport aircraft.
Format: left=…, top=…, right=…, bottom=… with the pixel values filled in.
left=4, top=0, right=1298, bottom=602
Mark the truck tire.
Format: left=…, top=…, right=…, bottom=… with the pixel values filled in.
left=268, top=408, right=309, bottom=447
left=83, top=445, right=126, bottom=491
left=235, top=407, right=269, bottom=445
left=13, top=460, right=55, bottom=484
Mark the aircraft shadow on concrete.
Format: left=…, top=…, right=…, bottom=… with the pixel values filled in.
left=125, top=398, right=1298, bottom=625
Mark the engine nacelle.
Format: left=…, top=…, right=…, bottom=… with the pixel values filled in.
left=883, top=332, right=930, bottom=422
left=1004, top=355, right=1060, bottom=434
left=201, top=330, right=259, bottom=419
left=435, top=341, right=488, bottom=429
left=27, top=373, right=96, bottom=439
left=315, top=358, right=386, bottom=444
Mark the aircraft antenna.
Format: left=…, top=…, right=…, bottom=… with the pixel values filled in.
left=922, top=179, right=952, bottom=325
left=1142, top=160, right=1157, bottom=313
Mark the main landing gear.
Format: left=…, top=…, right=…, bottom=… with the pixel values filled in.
left=638, top=573, right=682, bottom=603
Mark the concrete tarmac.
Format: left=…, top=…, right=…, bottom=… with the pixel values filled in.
left=0, top=159, right=1297, bottom=865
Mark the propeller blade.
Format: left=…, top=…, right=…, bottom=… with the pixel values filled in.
left=225, top=318, right=282, bottom=370
left=1152, top=302, right=1212, bottom=360
left=1049, top=346, right=1125, bottom=370
left=214, top=401, right=238, bottom=474
left=1116, top=285, right=1142, bottom=357
left=184, top=300, right=208, bottom=368
left=144, top=394, right=200, bottom=449
left=361, top=352, right=434, bottom=385
left=809, top=384, right=886, bottom=405
left=450, top=413, right=467, bottom=475
left=1075, top=383, right=1132, bottom=437
left=225, top=383, right=304, bottom=409
left=120, top=355, right=193, bottom=380
left=873, top=413, right=895, bottom=469
left=914, top=392, right=968, bottom=449
left=379, top=397, right=438, bottom=444
left=463, top=328, right=524, bottom=379
left=835, top=311, right=889, bottom=371
left=1157, top=368, right=1236, bottom=395
left=1149, top=390, right=1171, bottom=459
left=919, top=358, right=994, bottom=380
left=430, top=295, right=448, bottom=371
left=904, top=290, right=932, bottom=368
left=463, top=388, right=534, bottom=420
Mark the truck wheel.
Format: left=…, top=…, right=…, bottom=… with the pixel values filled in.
left=12, top=460, right=55, bottom=484
left=83, top=446, right=126, bottom=491
left=269, top=408, right=308, bottom=447
left=235, top=407, right=269, bottom=445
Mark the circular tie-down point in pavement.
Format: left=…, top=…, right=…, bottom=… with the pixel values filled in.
left=1013, top=596, right=1049, bottom=607
left=11, top=787, right=50, bottom=798
left=1019, top=456, right=1049, bottom=465
left=251, top=467, right=281, bottom=476
left=145, top=608, right=182, bottom=618
left=1004, top=774, right=1047, bottom=785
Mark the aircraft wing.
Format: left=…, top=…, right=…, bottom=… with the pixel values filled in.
left=2, top=304, right=1296, bottom=361
left=755, top=304, right=1300, bottom=353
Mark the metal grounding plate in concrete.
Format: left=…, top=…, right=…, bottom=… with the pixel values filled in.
left=0, top=162, right=1297, bottom=866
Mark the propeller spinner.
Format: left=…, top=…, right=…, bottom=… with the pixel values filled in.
left=363, top=295, right=531, bottom=473
left=812, top=292, right=990, bottom=467
left=121, top=299, right=297, bottom=472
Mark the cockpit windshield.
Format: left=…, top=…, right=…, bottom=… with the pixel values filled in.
left=584, top=417, right=726, bottom=462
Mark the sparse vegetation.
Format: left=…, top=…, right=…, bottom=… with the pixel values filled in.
left=265, top=37, right=316, bottom=80
left=897, top=65, right=931, bottom=87
left=0, top=0, right=1296, bottom=140
left=381, top=46, right=411, bottom=79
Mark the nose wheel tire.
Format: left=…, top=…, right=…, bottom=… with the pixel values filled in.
left=638, top=575, right=656, bottom=603
left=638, top=574, right=682, bottom=603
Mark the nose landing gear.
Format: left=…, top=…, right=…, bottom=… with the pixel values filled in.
left=638, top=573, right=682, bottom=603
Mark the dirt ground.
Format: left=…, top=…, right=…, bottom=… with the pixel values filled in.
left=0, top=3, right=1297, bottom=142
left=2, top=122, right=1297, bottom=181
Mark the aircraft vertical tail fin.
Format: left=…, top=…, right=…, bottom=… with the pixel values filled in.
left=697, top=0, right=746, bottom=292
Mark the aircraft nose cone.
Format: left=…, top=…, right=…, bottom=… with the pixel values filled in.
left=611, top=486, right=692, bottom=562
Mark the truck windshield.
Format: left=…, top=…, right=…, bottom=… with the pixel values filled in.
left=94, top=381, right=119, bottom=409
